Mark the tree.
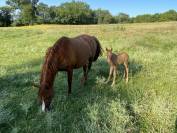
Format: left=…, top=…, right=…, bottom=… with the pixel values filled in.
left=114, top=13, right=130, bottom=23
left=6, top=0, right=39, bottom=25
left=0, top=6, right=13, bottom=26
left=94, top=9, right=113, bottom=24
left=36, top=2, right=50, bottom=23
left=159, top=10, right=177, bottom=21
left=55, top=1, right=93, bottom=24
left=134, top=14, right=153, bottom=23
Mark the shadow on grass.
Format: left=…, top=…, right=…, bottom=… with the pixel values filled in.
left=175, top=118, right=177, bottom=133
left=0, top=57, right=142, bottom=132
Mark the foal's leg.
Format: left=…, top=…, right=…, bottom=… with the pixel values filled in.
left=123, top=68, right=126, bottom=78
left=111, top=66, right=117, bottom=87
left=124, top=62, right=129, bottom=83
left=67, top=68, right=73, bottom=95
left=106, top=66, right=113, bottom=83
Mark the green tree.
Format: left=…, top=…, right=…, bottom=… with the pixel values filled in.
left=134, top=14, right=153, bottom=23
left=36, top=2, right=50, bottom=23
left=94, top=9, right=113, bottom=24
left=6, top=0, right=39, bottom=25
left=159, top=10, right=177, bottom=21
left=114, top=13, right=130, bottom=23
left=55, top=1, right=93, bottom=24
left=0, top=6, right=13, bottom=26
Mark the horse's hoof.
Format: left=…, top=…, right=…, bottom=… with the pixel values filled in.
left=68, top=92, right=72, bottom=96
left=80, top=77, right=86, bottom=85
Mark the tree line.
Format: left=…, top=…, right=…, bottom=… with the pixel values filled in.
left=0, top=0, right=177, bottom=27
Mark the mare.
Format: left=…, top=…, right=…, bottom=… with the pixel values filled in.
left=34, top=34, right=102, bottom=111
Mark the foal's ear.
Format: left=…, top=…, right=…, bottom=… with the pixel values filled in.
left=106, top=48, right=109, bottom=51
left=110, top=48, right=112, bottom=51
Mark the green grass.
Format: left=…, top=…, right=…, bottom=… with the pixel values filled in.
left=0, top=22, right=177, bottom=133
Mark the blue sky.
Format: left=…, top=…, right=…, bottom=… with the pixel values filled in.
left=0, top=0, right=177, bottom=16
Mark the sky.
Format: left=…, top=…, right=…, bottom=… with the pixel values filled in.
left=0, top=0, right=177, bottom=17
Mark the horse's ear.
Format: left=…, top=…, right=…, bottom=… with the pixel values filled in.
left=106, top=48, right=108, bottom=51
left=110, top=48, right=112, bottom=51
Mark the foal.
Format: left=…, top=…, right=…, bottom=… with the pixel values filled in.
left=106, top=48, right=129, bottom=86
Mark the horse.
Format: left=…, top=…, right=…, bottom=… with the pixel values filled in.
left=33, top=34, right=102, bottom=112
left=106, top=48, right=129, bottom=86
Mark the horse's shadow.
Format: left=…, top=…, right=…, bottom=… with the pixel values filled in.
left=0, top=57, right=143, bottom=132
left=175, top=117, right=177, bottom=133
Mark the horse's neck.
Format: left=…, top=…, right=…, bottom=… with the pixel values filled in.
left=41, top=68, right=58, bottom=88
left=108, top=54, right=117, bottom=65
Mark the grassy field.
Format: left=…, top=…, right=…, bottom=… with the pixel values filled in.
left=0, top=22, right=177, bottom=133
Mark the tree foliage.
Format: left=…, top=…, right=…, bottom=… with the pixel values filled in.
left=133, top=10, right=177, bottom=23
left=0, top=0, right=176, bottom=26
left=6, top=0, right=39, bottom=25
left=114, top=13, right=130, bottom=23
left=0, top=6, right=13, bottom=26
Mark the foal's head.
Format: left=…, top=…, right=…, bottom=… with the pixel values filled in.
left=106, top=48, right=113, bottom=59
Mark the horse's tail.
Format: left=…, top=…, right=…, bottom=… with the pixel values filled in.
left=93, top=36, right=102, bottom=61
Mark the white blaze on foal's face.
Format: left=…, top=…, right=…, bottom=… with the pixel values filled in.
left=42, top=100, right=45, bottom=112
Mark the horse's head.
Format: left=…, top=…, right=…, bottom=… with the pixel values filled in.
left=35, top=47, right=56, bottom=112
left=38, top=84, right=54, bottom=112
left=33, top=83, right=54, bottom=112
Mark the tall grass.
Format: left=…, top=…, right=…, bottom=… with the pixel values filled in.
left=0, top=22, right=177, bottom=132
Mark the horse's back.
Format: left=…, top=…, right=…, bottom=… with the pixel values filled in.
left=117, top=52, right=129, bottom=64
left=54, top=35, right=98, bottom=68
left=71, top=35, right=97, bottom=58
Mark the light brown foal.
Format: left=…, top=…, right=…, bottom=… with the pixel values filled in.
left=106, top=48, right=129, bottom=86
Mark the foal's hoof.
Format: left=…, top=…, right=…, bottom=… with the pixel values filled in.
left=111, top=83, right=115, bottom=87
left=105, top=80, right=109, bottom=84
left=125, top=79, right=128, bottom=84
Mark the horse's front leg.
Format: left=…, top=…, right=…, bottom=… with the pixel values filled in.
left=81, top=64, right=88, bottom=85
left=111, top=66, right=117, bottom=87
left=67, top=68, right=73, bottom=95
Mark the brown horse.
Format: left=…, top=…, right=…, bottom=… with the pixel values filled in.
left=106, top=48, right=129, bottom=86
left=34, top=34, right=102, bottom=111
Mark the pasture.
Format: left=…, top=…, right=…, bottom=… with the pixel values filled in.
left=0, top=22, right=177, bottom=132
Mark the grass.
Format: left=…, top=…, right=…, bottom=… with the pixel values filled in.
left=0, top=22, right=177, bottom=133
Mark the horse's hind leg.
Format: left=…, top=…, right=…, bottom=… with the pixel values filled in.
left=67, top=68, right=73, bottom=95
left=88, top=61, right=92, bottom=71
left=81, top=64, right=88, bottom=85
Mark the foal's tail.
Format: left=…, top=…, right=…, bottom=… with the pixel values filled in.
left=93, top=36, right=102, bottom=61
